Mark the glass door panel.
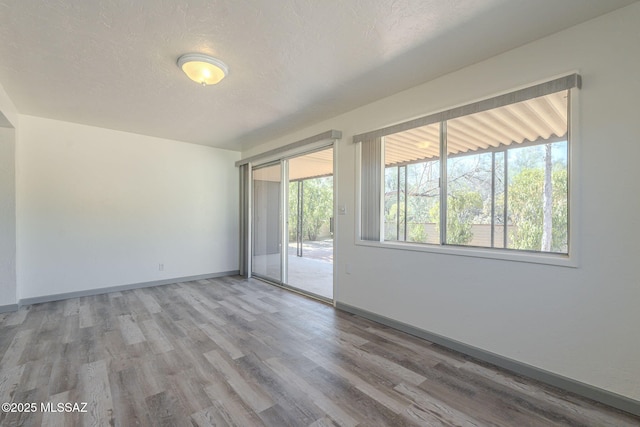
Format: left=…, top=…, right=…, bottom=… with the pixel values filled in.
left=287, top=148, right=334, bottom=300
left=252, top=163, right=282, bottom=282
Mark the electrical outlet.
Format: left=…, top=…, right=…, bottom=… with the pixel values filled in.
left=345, top=263, right=351, bottom=274
left=159, top=263, right=164, bottom=271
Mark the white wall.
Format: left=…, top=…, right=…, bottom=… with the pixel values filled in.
left=0, top=82, right=18, bottom=309
left=0, top=127, right=16, bottom=308
left=0, top=82, right=18, bottom=128
left=242, top=4, right=640, bottom=401
left=17, top=115, right=240, bottom=300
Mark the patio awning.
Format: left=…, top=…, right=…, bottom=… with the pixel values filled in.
left=384, top=90, right=568, bottom=166
left=289, top=148, right=333, bottom=181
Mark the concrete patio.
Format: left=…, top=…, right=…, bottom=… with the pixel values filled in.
left=286, top=239, right=333, bottom=299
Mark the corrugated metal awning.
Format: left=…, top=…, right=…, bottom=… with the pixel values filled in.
left=289, top=148, right=333, bottom=181
left=385, top=90, right=568, bottom=166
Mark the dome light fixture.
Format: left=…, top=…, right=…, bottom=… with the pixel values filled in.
left=177, top=53, right=228, bottom=86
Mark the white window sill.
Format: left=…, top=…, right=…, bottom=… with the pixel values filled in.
left=355, top=239, right=578, bottom=268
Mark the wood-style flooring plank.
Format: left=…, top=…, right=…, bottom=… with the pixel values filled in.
left=133, top=289, right=163, bottom=314
left=308, top=417, right=340, bottom=427
left=145, top=390, right=190, bottom=427
left=0, top=329, right=33, bottom=369
left=190, top=405, right=232, bottom=427
left=217, top=299, right=258, bottom=322
left=198, top=323, right=245, bottom=360
left=235, top=352, right=325, bottom=425
left=203, top=381, right=266, bottom=427
left=139, top=319, right=174, bottom=355
left=117, top=314, right=146, bottom=345
left=394, top=382, right=482, bottom=426
left=341, top=343, right=426, bottom=386
left=308, top=364, right=412, bottom=427
left=0, top=365, right=25, bottom=424
left=47, top=342, right=80, bottom=396
left=3, top=308, right=28, bottom=326
left=78, top=359, right=114, bottom=427
left=17, top=360, right=52, bottom=392
left=78, top=298, right=95, bottom=329
left=203, top=350, right=274, bottom=413
left=264, top=357, right=359, bottom=427
left=235, top=293, right=279, bottom=314
left=62, top=299, right=80, bottom=318
left=40, top=390, right=74, bottom=427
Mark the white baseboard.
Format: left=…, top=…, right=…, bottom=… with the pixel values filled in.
left=17, top=270, right=239, bottom=307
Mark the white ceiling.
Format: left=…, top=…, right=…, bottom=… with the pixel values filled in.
left=0, top=0, right=636, bottom=151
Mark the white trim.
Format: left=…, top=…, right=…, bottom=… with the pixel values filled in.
left=247, top=162, right=253, bottom=278
left=332, top=143, right=338, bottom=306
left=355, top=239, right=576, bottom=267
left=281, top=159, right=288, bottom=284
left=0, top=304, right=18, bottom=313
left=378, top=137, right=385, bottom=242
left=567, top=83, right=581, bottom=266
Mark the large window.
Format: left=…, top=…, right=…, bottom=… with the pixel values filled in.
left=359, top=75, right=578, bottom=256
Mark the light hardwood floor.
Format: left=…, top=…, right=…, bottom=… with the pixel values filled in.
left=0, top=276, right=638, bottom=426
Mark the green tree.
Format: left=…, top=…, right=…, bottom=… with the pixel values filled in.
left=289, top=177, right=333, bottom=241
left=508, top=168, right=567, bottom=252
left=430, top=190, right=483, bottom=245
left=408, top=223, right=427, bottom=243
left=385, top=202, right=406, bottom=240
left=288, top=182, right=299, bottom=241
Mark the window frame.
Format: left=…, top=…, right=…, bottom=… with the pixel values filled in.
left=355, top=75, right=580, bottom=267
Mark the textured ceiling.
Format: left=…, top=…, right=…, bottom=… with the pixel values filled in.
left=0, top=0, right=636, bottom=151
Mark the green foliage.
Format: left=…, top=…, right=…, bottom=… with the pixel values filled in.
left=447, top=191, right=483, bottom=245
left=384, top=202, right=406, bottom=240
left=288, top=177, right=333, bottom=242
left=508, top=168, right=567, bottom=252
left=430, top=190, right=483, bottom=245
left=386, top=202, right=405, bottom=224
left=288, top=182, right=299, bottom=241
left=408, top=223, right=427, bottom=243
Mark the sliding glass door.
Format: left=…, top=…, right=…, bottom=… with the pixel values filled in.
left=252, top=163, right=282, bottom=282
left=250, top=146, right=334, bottom=301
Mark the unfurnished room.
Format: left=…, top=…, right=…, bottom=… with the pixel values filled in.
left=1, top=1, right=640, bottom=426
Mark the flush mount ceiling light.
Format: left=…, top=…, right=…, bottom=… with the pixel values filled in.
left=177, top=53, right=228, bottom=86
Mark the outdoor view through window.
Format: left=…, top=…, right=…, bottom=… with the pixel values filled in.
left=383, top=90, right=569, bottom=253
